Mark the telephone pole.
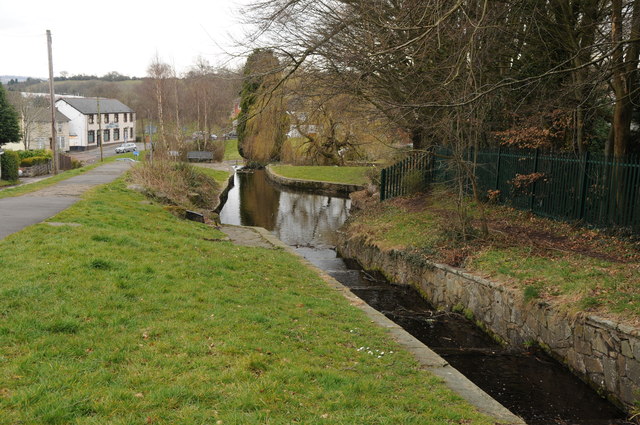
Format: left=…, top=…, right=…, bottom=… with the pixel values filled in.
left=46, top=30, right=58, bottom=174
left=97, top=97, right=103, bottom=162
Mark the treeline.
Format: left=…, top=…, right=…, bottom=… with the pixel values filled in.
left=6, top=72, right=140, bottom=89
left=242, top=0, right=640, bottom=159
left=140, top=55, right=241, bottom=151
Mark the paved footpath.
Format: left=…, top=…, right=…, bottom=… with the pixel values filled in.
left=0, top=161, right=133, bottom=240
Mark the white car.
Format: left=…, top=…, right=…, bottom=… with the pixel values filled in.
left=115, top=143, right=137, bottom=153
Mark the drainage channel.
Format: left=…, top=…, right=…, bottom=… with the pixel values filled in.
left=219, top=169, right=632, bottom=425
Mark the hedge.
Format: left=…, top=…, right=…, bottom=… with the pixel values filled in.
left=20, top=156, right=51, bottom=167
left=1, top=150, right=20, bottom=181
left=18, top=149, right=52, bottom=160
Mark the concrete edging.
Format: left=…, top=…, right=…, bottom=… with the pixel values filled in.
left=265, top=165, right=365, bottom=196
left=252, top=226, right=526, bottom=424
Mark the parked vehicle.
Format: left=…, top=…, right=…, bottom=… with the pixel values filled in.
left=115, top=142, right=137, bottom=153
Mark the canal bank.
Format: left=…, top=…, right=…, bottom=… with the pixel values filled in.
left=336, top=230, right=640, bottom=414
left=218, top=167, right=632, bottom=424
left=261, top=163, right=640, bottom=414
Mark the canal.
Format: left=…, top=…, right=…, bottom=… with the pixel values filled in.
left=219, top=168, right=631, bottom=425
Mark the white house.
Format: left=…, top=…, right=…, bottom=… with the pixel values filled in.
left=56, top=97, right=136, bottom=151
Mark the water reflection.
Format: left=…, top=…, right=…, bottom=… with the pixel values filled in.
left=219, top=170, right=351, bottom=248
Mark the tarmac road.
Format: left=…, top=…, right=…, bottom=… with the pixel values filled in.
left=0, top=161, right=133, bottom=240
left=68, top=142, right=146, bottom=165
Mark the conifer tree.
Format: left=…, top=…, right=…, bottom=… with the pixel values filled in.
left=0, top=83, right=20, bottom=146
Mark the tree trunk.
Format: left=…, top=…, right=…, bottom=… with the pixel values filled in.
left=610, top=0, right=640, bottom=158
left=411, top=127, right=424, bottom=151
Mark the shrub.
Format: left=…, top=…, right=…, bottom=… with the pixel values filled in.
left=129, top=160, right=221, bottom=210
left=401, top=169, right=426, bottom=194
left=1, top=150, right=20, bottom=181
left=71, top=159, right=83, bottom=169
left=281, top=138, right=312, bottom=165
left=18, top=149, right=52, bottom=160
left=20, top=156, right=51, bottom=167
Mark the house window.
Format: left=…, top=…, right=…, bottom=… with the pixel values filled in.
left=103, top=129, right=110, bottom=142
left=88, top=130, right=95, bottom=143
left=129, top=113, right=133, bottom=122
left=114, top=113, right=119, bottom=123
left=104, top=113, right=109, bottom=124
left=114, top=128, right=120, bottom=141
left=129, top=127, right=134, bottom=139
left=88, top=114, right=94, bottom=124
left=124, top=113, right=128, bottom=122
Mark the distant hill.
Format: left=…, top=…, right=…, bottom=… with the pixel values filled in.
left=0, top=75, right=41, bottom=84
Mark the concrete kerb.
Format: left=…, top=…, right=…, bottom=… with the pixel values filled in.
left=252, top=226, right=526, bottom=425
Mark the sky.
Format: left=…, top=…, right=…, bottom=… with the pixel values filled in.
left=0, top=0, right=253, bottom=79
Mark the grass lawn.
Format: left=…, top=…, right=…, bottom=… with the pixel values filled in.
left=270, top=165, right=370, bottom=185
left=345, top=186, right=640, bottom=323
left=0, top=178, right=494, bottom=424
left=193, top=167, right=231, bottom=183
left=0, top=153, right=139, bottom=200
left=224, top=139, right=243, bottom=161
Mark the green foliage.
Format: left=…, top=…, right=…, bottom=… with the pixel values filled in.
left=402, top=169, right=426, bottom=195
left=237, top=49, right=288, bottom=163
left=0, top=149, right=20, bottom=181
left=523, top=285, right=541, bottom=302
left=237, top=49, right=270, bottom=148
left=0, top=82, right=21, bottom=146
left=18, top=149, right=52, bottom=160
left=20, top=156, right=51, bottom=167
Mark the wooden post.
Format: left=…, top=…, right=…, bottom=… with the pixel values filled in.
left=46, top=30, right=58, bottom=175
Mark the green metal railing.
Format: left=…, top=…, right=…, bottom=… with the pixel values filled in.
left=380, top=146, right=640, bottom=234
left=380, top=152, right=432, bottom=201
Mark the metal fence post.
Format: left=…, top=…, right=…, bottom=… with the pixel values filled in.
left=579, top=151, right=590, bottom=220
left=530, top=148, right=540, bottom=211
left=380, top=168, right=387, bottom=201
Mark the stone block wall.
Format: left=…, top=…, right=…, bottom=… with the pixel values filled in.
left=21, top=162, right=51, bottom=177
left=337, top=234, right=640, bottom=411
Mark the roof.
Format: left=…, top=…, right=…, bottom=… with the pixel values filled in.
left=31, top=107, right=70, bottom=123
left=57, top=97, right=134, bottom=114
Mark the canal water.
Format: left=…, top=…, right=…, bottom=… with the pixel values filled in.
left=219, top=169, right=631, bottom=425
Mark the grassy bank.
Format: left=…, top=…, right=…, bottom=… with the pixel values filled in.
left=0, top=178, right=494, bottom=424
left=224, top=138, right=243, bottom=161
left=345, top=186, right=640, bottom=323
left=270, top=165, right=370, bottom=185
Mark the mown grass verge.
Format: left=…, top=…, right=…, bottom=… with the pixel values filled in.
left=0, top=178, right=494, bottom=424
left=270, top=165, right=370, bottom=185
left=224, top=138, right=243, bottom=161
left=345, top=186, right=640, bottom=323
left=0, top=153, right=138, bottom=200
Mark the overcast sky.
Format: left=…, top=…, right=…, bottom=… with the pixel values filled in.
left=0, top=0, right=252, bottom=79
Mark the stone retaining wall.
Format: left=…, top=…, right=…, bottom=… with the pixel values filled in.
left=265, top=165, right=364, bottom=196
left=21, top=162, right=51, bottom=177
left=337, top=233, right=640, bottom=411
